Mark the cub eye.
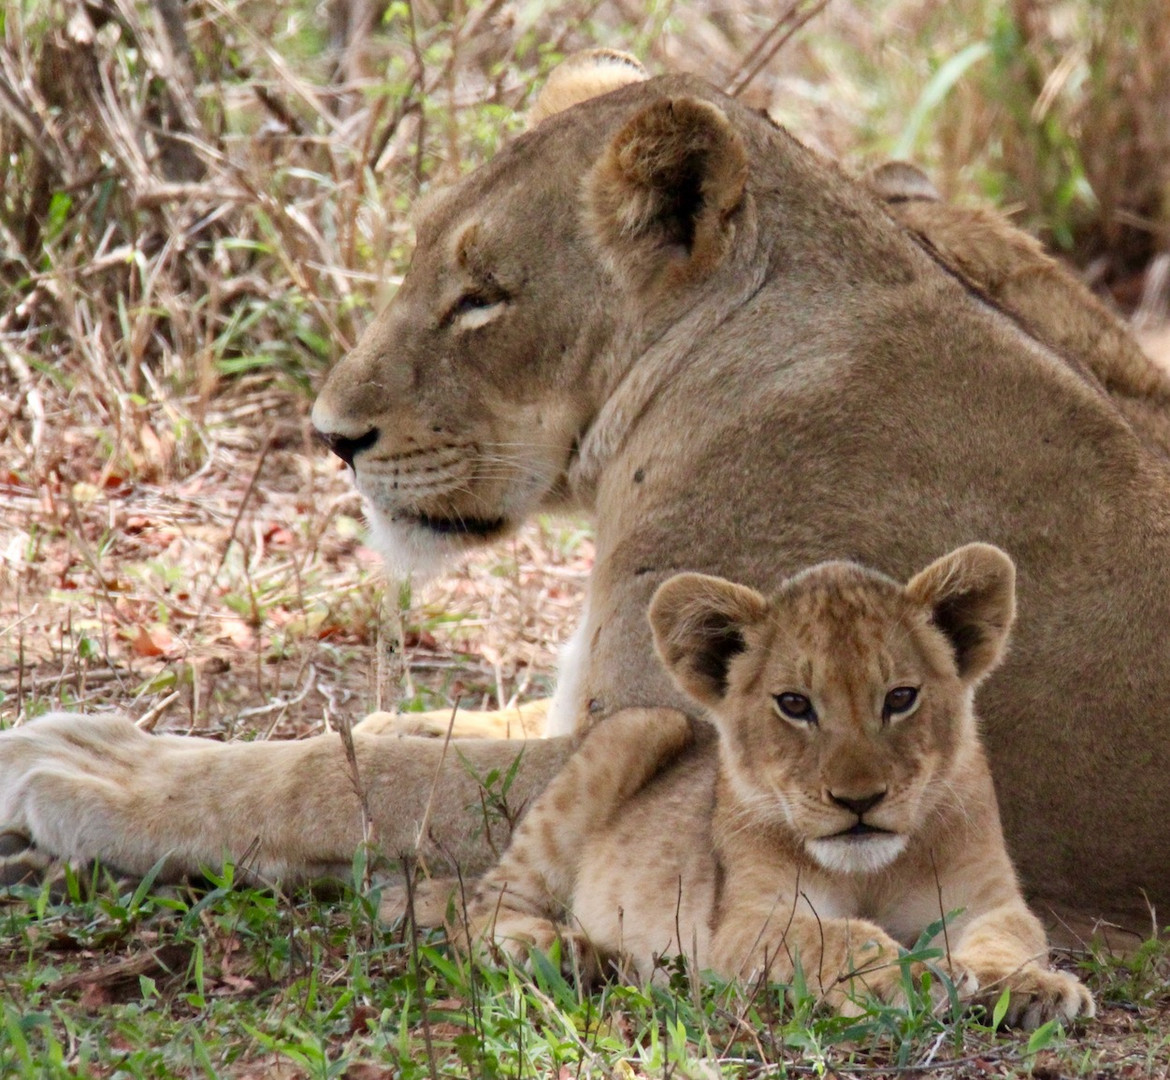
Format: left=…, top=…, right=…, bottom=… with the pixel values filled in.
left=883, top=686, right=919, bottom=720
left=773, top=692, right=817, bottom=725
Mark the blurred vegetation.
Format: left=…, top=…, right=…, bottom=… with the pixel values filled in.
left=897, top=0, right=1169, bottom=276
left=1, top=0, right=1167, bottom=490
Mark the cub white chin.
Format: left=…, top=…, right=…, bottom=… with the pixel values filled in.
left=806, top=833, right=908, bottom=875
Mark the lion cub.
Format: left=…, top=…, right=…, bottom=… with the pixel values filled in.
left=465, top=543, right=1094, bottom=1028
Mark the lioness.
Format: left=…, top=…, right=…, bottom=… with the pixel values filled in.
left=467, top=544, right=1094, bottom=1028
left=2, top=54, right=1169, bottom=930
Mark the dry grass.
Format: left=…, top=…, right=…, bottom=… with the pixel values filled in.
left=0, top=0, right=619, bottom=734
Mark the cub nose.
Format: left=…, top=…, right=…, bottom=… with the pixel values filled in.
left=315, top=427, right=379, bottom=469
left=828, top=790, right=886, bottom=817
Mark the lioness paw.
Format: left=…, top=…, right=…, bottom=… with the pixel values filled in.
left=0, top=826, right=54, bottom=890
left=0, top=713, right=149, bottom=854
left=0, top=825, right=141, bottom=901
left=355, top=702, right=547, bottom=739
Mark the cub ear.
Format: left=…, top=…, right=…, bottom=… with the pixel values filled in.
left=905, top=543, right=1016, bottom=682
left=528, top=49, right=647, bottom=128
left=586, top=96, right=749, bottom=288
left=649, top=572, right=768, bottom=707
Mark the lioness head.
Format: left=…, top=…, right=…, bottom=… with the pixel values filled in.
left=311, top=53, right=763, bottom=574
left=649, top=543, right=1015, bottom=875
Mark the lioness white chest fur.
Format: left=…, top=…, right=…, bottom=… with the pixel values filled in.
left=466, top=544, right=1094, bottom=1028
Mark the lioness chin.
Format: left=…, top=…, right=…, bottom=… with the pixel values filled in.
left=2, top=52, right=1169, bottom=931
left=465, top=544, right=1094, bottom=1029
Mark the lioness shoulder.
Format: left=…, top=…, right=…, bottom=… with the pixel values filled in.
left=467, top=544, right=1094, bottom=1027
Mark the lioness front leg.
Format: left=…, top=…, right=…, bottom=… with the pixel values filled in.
left=0, top=712, right=575, bottom=882
left=711, top=909, right=912, bottom=1016
left=950, top=904, right=1095, bottom=1028
left=356, top=698, right=550, bottom=740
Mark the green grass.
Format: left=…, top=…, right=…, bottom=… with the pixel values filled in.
left=6, top=868, right=1159, bottom=1079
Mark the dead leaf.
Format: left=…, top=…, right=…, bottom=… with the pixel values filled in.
left=129, top=624, right=179, bottom=658
left=348, top=1004, right=380, bottom=1036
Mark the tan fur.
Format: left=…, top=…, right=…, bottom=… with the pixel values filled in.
left=0, top=713, right=573, bottom=880
left=527, top=49, right=646, bottom=128
left=355, top=698, right=549, bottom=740
left=467, top=547, right=1093, bottom=1027
left=868, top=161, right=1170, bottom=455
left=3, top=57, right=1170, bottom=931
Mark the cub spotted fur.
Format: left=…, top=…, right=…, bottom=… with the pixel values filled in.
left=466, top=544, right=1094, bottom=1027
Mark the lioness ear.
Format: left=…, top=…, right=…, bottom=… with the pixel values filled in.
left=649, top=572, right=768, bottom=707
left=905, top=543, right=1016, bottom=682
left=587, top=96, right=749, bottom=287
left=528, top=49, right=648, bottom=128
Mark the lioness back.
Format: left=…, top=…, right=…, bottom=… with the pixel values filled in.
left=469, top=544, right=1093, bottom=1027
left=868, top=160, right=1170, bottom=456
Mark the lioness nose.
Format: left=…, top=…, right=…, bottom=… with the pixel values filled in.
left=828, top=790, right=886, bottom=817
left=316, top=427, right=379, bottom=469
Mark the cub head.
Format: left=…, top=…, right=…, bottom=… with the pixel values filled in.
left=649, top=543, right=1016, bottom=874
left=311, top=52, right=755, bottom=575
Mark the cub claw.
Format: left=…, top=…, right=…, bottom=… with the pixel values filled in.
left=963, top=966, right=1096, bottom=1029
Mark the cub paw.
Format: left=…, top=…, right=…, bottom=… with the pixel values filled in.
left=813, top=926, right=917, bottom=1015
left=829, top=958, right=920, bottom=1016
left=968, top=966, right=1096, bottom=1029
left=477, top=917, right=605, bottom=981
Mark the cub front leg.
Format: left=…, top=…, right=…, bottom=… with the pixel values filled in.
left=464, top=708, right=692, bottom=975
left=466, top=889, right=589, bottom=971
left=711, top=908, right=912, bottom=1016
left=950, top=904, right=1095, bottom=1028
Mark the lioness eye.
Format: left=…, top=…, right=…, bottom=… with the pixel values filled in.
left=883, top=686, right=919, bottom=720
left=774, top=693, right=817, bottom=725
left=445, top=288, right=508, bottom=329
left=452, top=292, right=497, bottom=315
